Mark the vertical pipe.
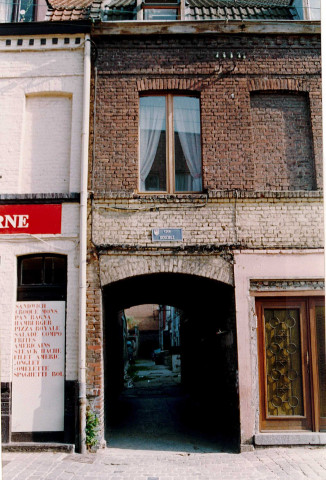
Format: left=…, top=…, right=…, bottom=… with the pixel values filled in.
left=79, top=34, right=91, bottom=454
left=322, top=0, right=326, bottom=293
left=0, top=357, right=2, bottom=480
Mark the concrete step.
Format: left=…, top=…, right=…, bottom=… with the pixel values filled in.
left=2, top=442, right=75, bottom=453
left=255, top=432, right=326, bottom=446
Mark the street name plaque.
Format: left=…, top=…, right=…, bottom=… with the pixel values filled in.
left=152, top=228, right=183, bottom=242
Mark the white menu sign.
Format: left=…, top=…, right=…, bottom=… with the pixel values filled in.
left=12, top=301, right=65, bottom=432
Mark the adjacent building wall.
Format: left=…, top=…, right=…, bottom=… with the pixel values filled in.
left=0, top=34, right=86, bottom=444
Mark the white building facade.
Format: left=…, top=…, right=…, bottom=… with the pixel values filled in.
left=0, top=25, right=90, bottom=449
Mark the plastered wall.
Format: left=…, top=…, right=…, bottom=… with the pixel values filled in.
left=0, top=204, right=80, bottom=382
left=0, top=35, right=84, bottom=194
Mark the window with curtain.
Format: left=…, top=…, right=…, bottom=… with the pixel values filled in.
left=0, top=0, right=14, bottom=21
left=139, top=94, right=202, bottom=193
left=0, top=0, right=35, bottom=22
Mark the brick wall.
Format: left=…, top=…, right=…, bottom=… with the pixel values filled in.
left=250, top=92, right=315, bottom=191
left=92, top=33, right=322, bottom=194
left=91, top=193, right=323, bottom=250
left=88, top=30, right=322, bottom=447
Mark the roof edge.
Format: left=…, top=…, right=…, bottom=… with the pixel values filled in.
left=0, top=21, right=92, bottom=36
left=92, top=19, right=320, bottom=36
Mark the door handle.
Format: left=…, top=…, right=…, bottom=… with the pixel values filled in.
left=306, top=350, right=309, bottom=367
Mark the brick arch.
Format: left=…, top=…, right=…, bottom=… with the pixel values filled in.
left=99, top=253, right=234, bottom=287
left=137, top=78, right=200, bottom=92
left=248, top=78, right=308, bottom=92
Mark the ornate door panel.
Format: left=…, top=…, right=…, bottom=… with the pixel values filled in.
left=257, top=298, right=312, bottom=431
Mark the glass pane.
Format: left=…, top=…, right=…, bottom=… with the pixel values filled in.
left=20, top=257, right=43, bottom=285
left=20, top=0, right=35, bottom=22
left=173, top=97, right=202, bottom=192
left=0, top=0, right=13, bottom=21
left=309, top=0, right=321, bottom=20
left=144, top=0, right=179, bottom=4
left=144, top=8, right=178, bottom=20
left=140, top=97, right=166, bottom=192
left=292, top=0, right=304, bottom=19
left=44, top=257, right=66, bottom=285
left=264, top=308, right=304, bottom=417
left=316, top=305, right=326, bottom=417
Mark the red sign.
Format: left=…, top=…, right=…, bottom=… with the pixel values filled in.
left=0, top=205, right=62, bottom=234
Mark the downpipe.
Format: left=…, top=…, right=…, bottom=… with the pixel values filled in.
left=79, top=33, right=91, bottom=454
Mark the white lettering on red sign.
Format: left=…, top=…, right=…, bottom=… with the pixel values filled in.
left=0, top=215, right=29, bottom=229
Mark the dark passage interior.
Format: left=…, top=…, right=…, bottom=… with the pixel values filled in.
left=103, top=273, right=240, bottom=452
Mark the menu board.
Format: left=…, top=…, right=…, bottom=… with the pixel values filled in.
left=12, top=301, right=65, bottom=432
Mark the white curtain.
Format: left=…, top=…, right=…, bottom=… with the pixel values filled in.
left=174, top=97, right=202, bottom=191
left=175, top=174, right=192, bottom=192
left=139, top=97, right=165, bottom=191
left=0, top=0, right=13, bottom=22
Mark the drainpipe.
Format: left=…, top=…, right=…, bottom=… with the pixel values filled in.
left=0, top=358, right=2, bottom=480
left=79, top=33, right=91, bottom=455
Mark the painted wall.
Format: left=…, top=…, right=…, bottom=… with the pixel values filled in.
left=0, top=35, right=84, bottom=194
left=0, top=204, right=80, bottom=383
left=0, top=34, right=85, bottom=442
left=234, top=250, right=324, bottom=446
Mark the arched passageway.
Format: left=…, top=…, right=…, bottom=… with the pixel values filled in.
left=102, top=273, right=240, bottom=452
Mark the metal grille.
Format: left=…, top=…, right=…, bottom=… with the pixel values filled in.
left=264, top=308, right=304, bottom=417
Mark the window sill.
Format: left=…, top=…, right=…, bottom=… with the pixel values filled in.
left=133, top=192, right=207, bottom=201
left=93, top=189, right=322, bottom=202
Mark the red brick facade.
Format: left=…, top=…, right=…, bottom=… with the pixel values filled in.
left=86, top=27, right=322, bottom=449
left=91, top=33, right=321, bottom=195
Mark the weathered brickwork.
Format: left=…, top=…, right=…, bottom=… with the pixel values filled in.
left=92, top=33, right=322, bottom=193
left=250, top=92, right=315, bottom=190
left=99, top=253, right=234, bottom=287
left=91, top=194, right=323, bottom=249
left=250, top=279, right=324, bottom=291
left=87, top=28, right=323, bottom=449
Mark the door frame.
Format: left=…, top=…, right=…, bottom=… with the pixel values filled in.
left=308, top=297, right=326, bottom=432
left=256, top=296, right=326, bottom=431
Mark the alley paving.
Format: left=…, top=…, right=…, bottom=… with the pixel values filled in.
left=3, top=446, right=326, bottom=479
left=3, top=361, right=326, bottom=479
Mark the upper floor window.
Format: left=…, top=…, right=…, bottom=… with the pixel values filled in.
left=143, top=0, right=179, bottom=20
left=0, top=0, right=36, bottom=22
left=139, top=94, right=202, bottom=193
left=292, top=0, right=320, bottom=20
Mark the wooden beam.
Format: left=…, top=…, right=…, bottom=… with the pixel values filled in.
left=92, top=20, right=320, bottom=37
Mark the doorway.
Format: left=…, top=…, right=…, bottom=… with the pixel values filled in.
left=257, top=296, right=325, bottom=432
left=103, top=273, right=240, bottom=452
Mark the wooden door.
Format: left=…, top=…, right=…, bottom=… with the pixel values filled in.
left=257, top=298, right=312, bottom=431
